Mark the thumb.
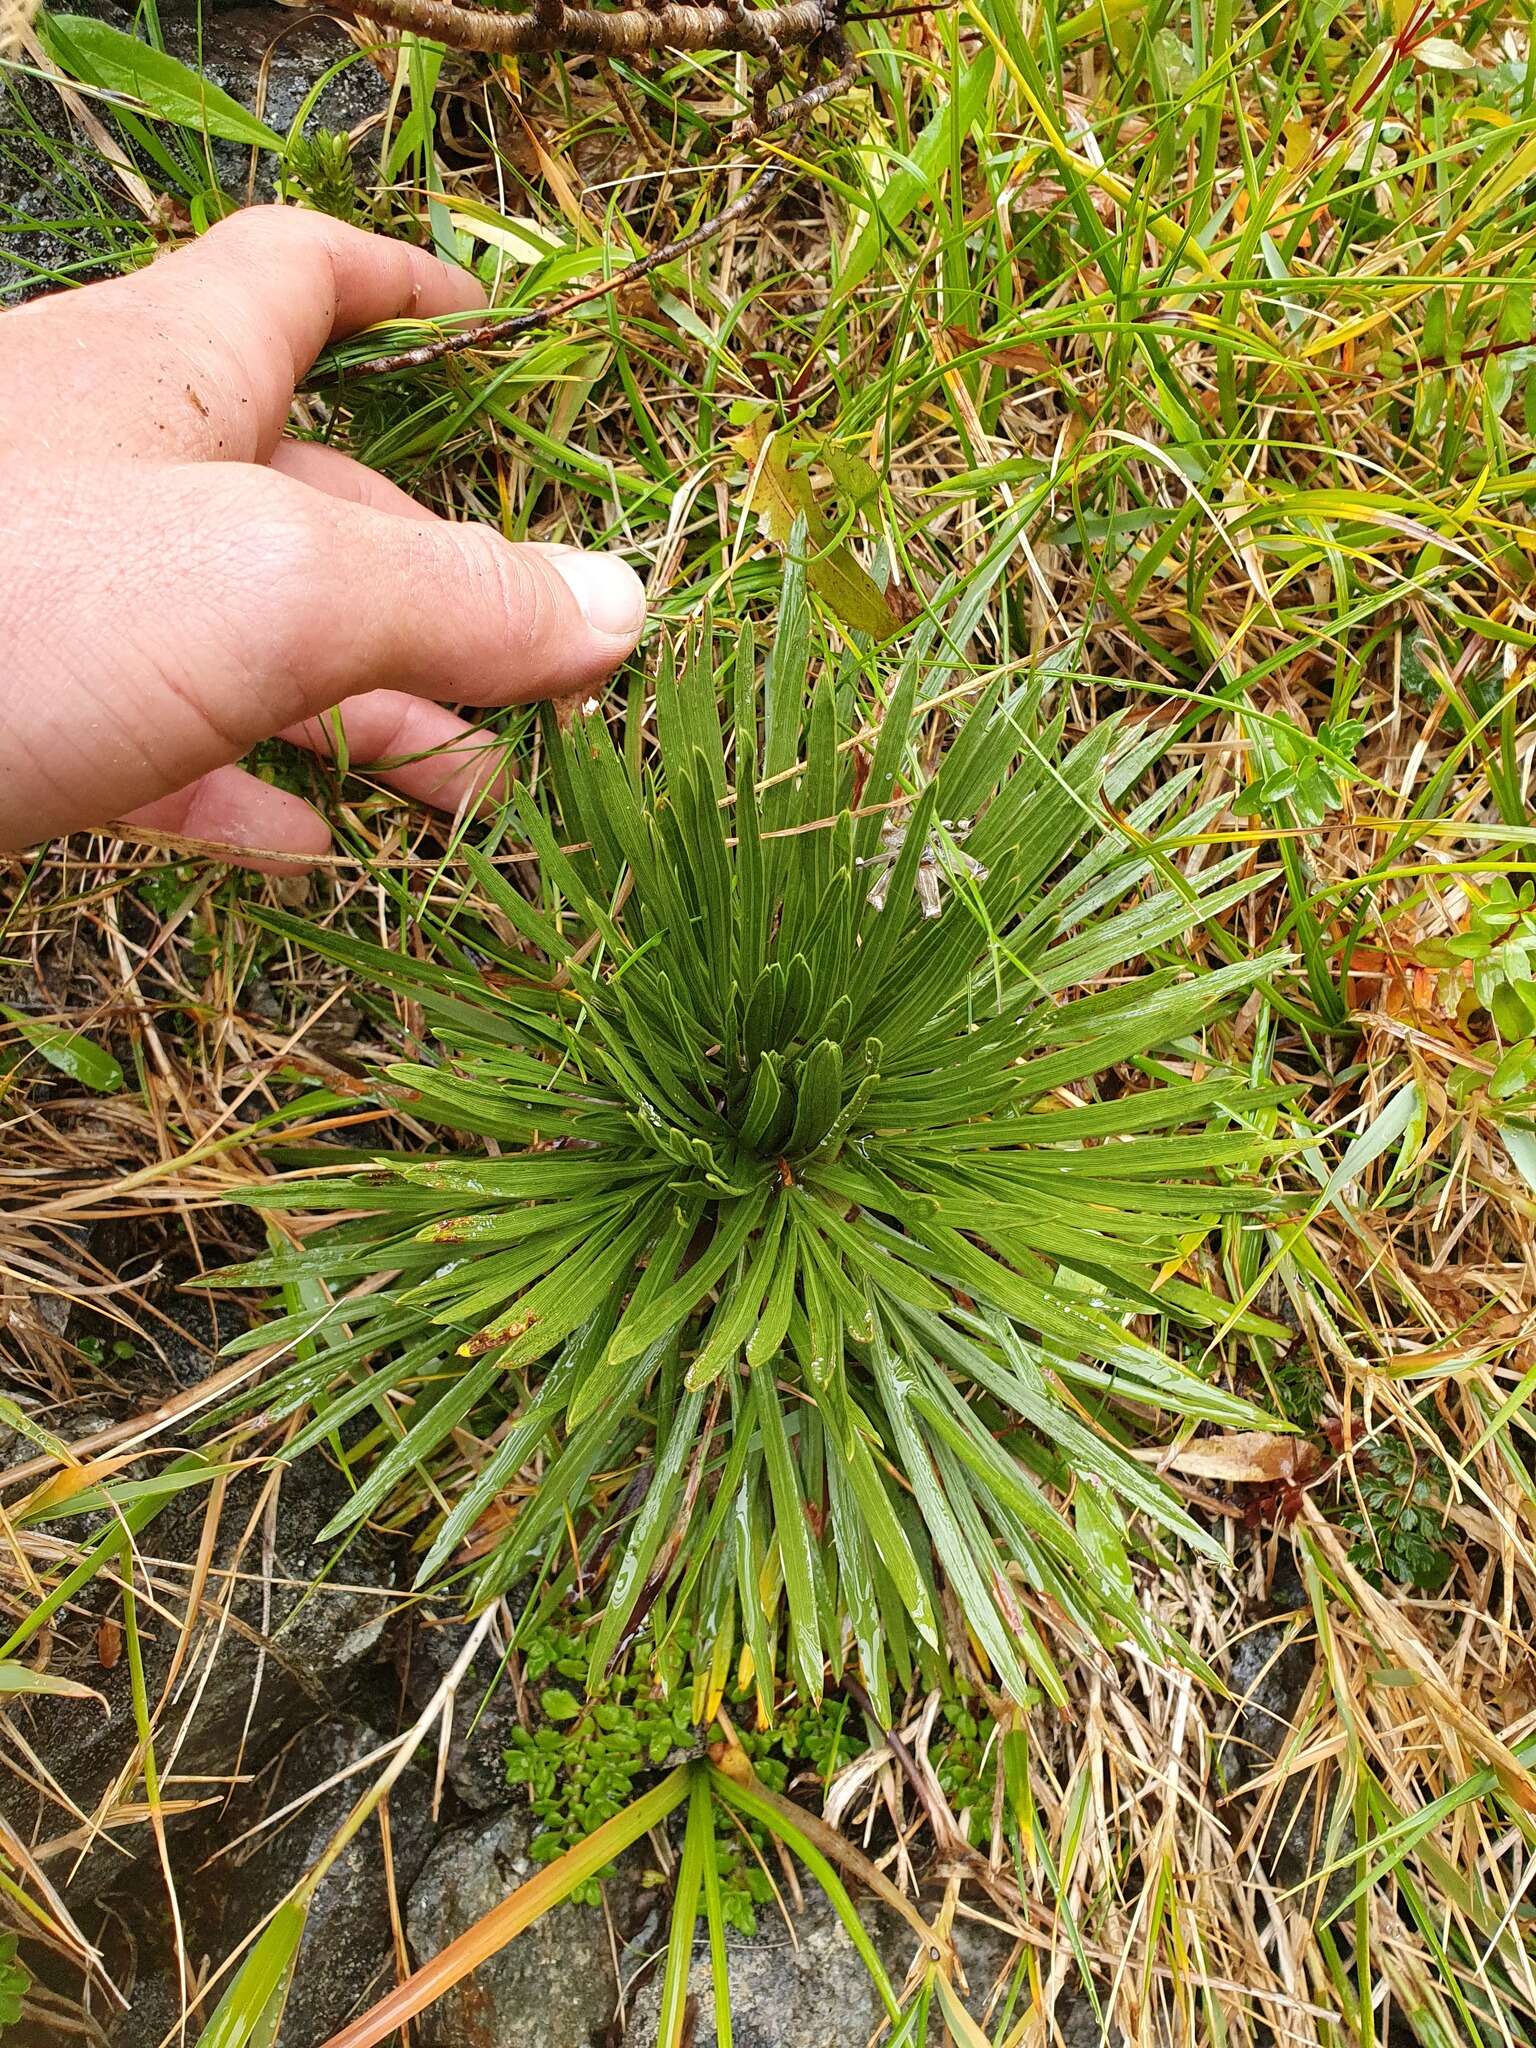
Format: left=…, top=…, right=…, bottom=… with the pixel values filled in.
left=0, top=457, right=645, bottom=846
left=260, top=465, right=647, bottom=711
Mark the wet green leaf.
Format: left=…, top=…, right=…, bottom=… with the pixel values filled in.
left=3, top=1006, right=122, bottom=1092
left=42, top=16, right=285, bottom=148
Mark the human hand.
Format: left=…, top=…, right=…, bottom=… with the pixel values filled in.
left=0, top=206, right=647, bottom=869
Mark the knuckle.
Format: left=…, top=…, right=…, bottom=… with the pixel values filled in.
left=207, top=470, right=331, bottom=694
left=466, top=534, right=560, bottom=673
left=203, top=207, right=341, bottom=336
left=358, top=690, right=417, bottom=766
left=210, top=202, right=317, bottom=259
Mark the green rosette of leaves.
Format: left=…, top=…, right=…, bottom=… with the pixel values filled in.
left=217, top=564, right=1283, bottom=1719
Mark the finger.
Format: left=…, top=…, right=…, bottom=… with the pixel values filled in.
left=272, top=445, right=612, bottom=571
left=268, top=439, right=439, bottom=521
left=2, top=458, right=644, bottom=846
left=278, top=691, right=511, bottom=814
left=257, top=468, right=647, bottom=713
left=120, top=765, right=331, bottom=875
left=267, top=448, right=533, bottom=813
left=271, top=449, right=606, bottom=578
left=2, top=207, right=486, bottom=465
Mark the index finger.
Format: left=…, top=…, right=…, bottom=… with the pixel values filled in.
left=0, top=207, right=486, bottom=464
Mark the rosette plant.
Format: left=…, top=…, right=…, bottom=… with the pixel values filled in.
left=223, top=560, right=1276, bottom=1719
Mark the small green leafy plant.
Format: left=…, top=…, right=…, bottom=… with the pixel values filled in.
left=1340, top=1430, right=1454, bottom=1592
left=1421, top=877, right=1536, bottom=1105
left=508, top=1614, right=697, bottom=1901
left=1237, top=712, right=1366, bottom=828
left=507, top=1608, right=864, bottom=1926
left=220, top=560, right=1278, bottom=1716
left=0, top=1932, right=29, bottom=2029
left=282, top=129, right=370, bottom=226
left=512, top=1605, right=925, bottom=1925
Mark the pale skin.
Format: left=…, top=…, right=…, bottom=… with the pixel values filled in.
left=0, top=205, right=647, bottom=870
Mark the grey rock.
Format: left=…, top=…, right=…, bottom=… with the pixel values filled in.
left=1220, top=1553, right=1352, bottom=1919
left=0, top=1453, right=401, bottom=1901
left=2, top=6, right=390, bottom=300
left=623, top=1933, right=880, bottom=2047
left=1042, top=1992, right=1123, bottom=2048
left=407, top=1806, right=635, bottom=2048
left=106, top=1974, right=183, bottom=2048
left=623, top=1881, right=1108, bottom=2048
left=68, top=1251, right=250, bottom=1395
left=0, top=61, right=142, bottom=297
left=1223, top=1606, right=1316, bottom=1788
left=108, top=1715, right=437, bottom=2048
left=157, top=10, right=391, bottom=194
left=623, top=1886, right=912, bottom=2048
left=947, top=1909, right=1022, bottom=2022
left=134, top=1280, right=239, bottom=1391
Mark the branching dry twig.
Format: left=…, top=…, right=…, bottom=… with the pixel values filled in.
left=334, top=0, right=828, bottom=55
left=315, top=0, right=859, bottom=376
left=341, top=156, right=790, bottom=375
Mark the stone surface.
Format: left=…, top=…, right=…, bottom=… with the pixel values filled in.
left=622, top=1880, right=1109, bottom=2047
left=157, top=9, right=391, bottom=191
left=1054, top=1994, right=1124, bottom=2047
left=0, top=1452, right=401, bottom=1901
left=948, top=1909, right=1024, bottom=2023
left=623, top=1928, right=878, bottom=2048
left=2, top=6, right=390, bottom=298
left=1220, top=1553, right=1352, bottom=1919
left=623, top=1887, right=910, bottom=2048
left=106, top=1715, right=438, bottom=2048
left=0, top=63, right=142, bottom=296
left=407, top=1806, right=641, bottom=2048
left=71, top=1248, right=251, bottom=1393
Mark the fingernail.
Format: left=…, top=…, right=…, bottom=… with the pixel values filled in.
left=551, top=551, right=647, bottom=641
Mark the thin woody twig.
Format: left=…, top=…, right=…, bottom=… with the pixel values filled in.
left=309, top=0, right=877, bottom=378
left=339, top=158, right=788, bottom=376
left=735, top=27, right=855, bottom=137
left=333, top=0, right=828, bottom=54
